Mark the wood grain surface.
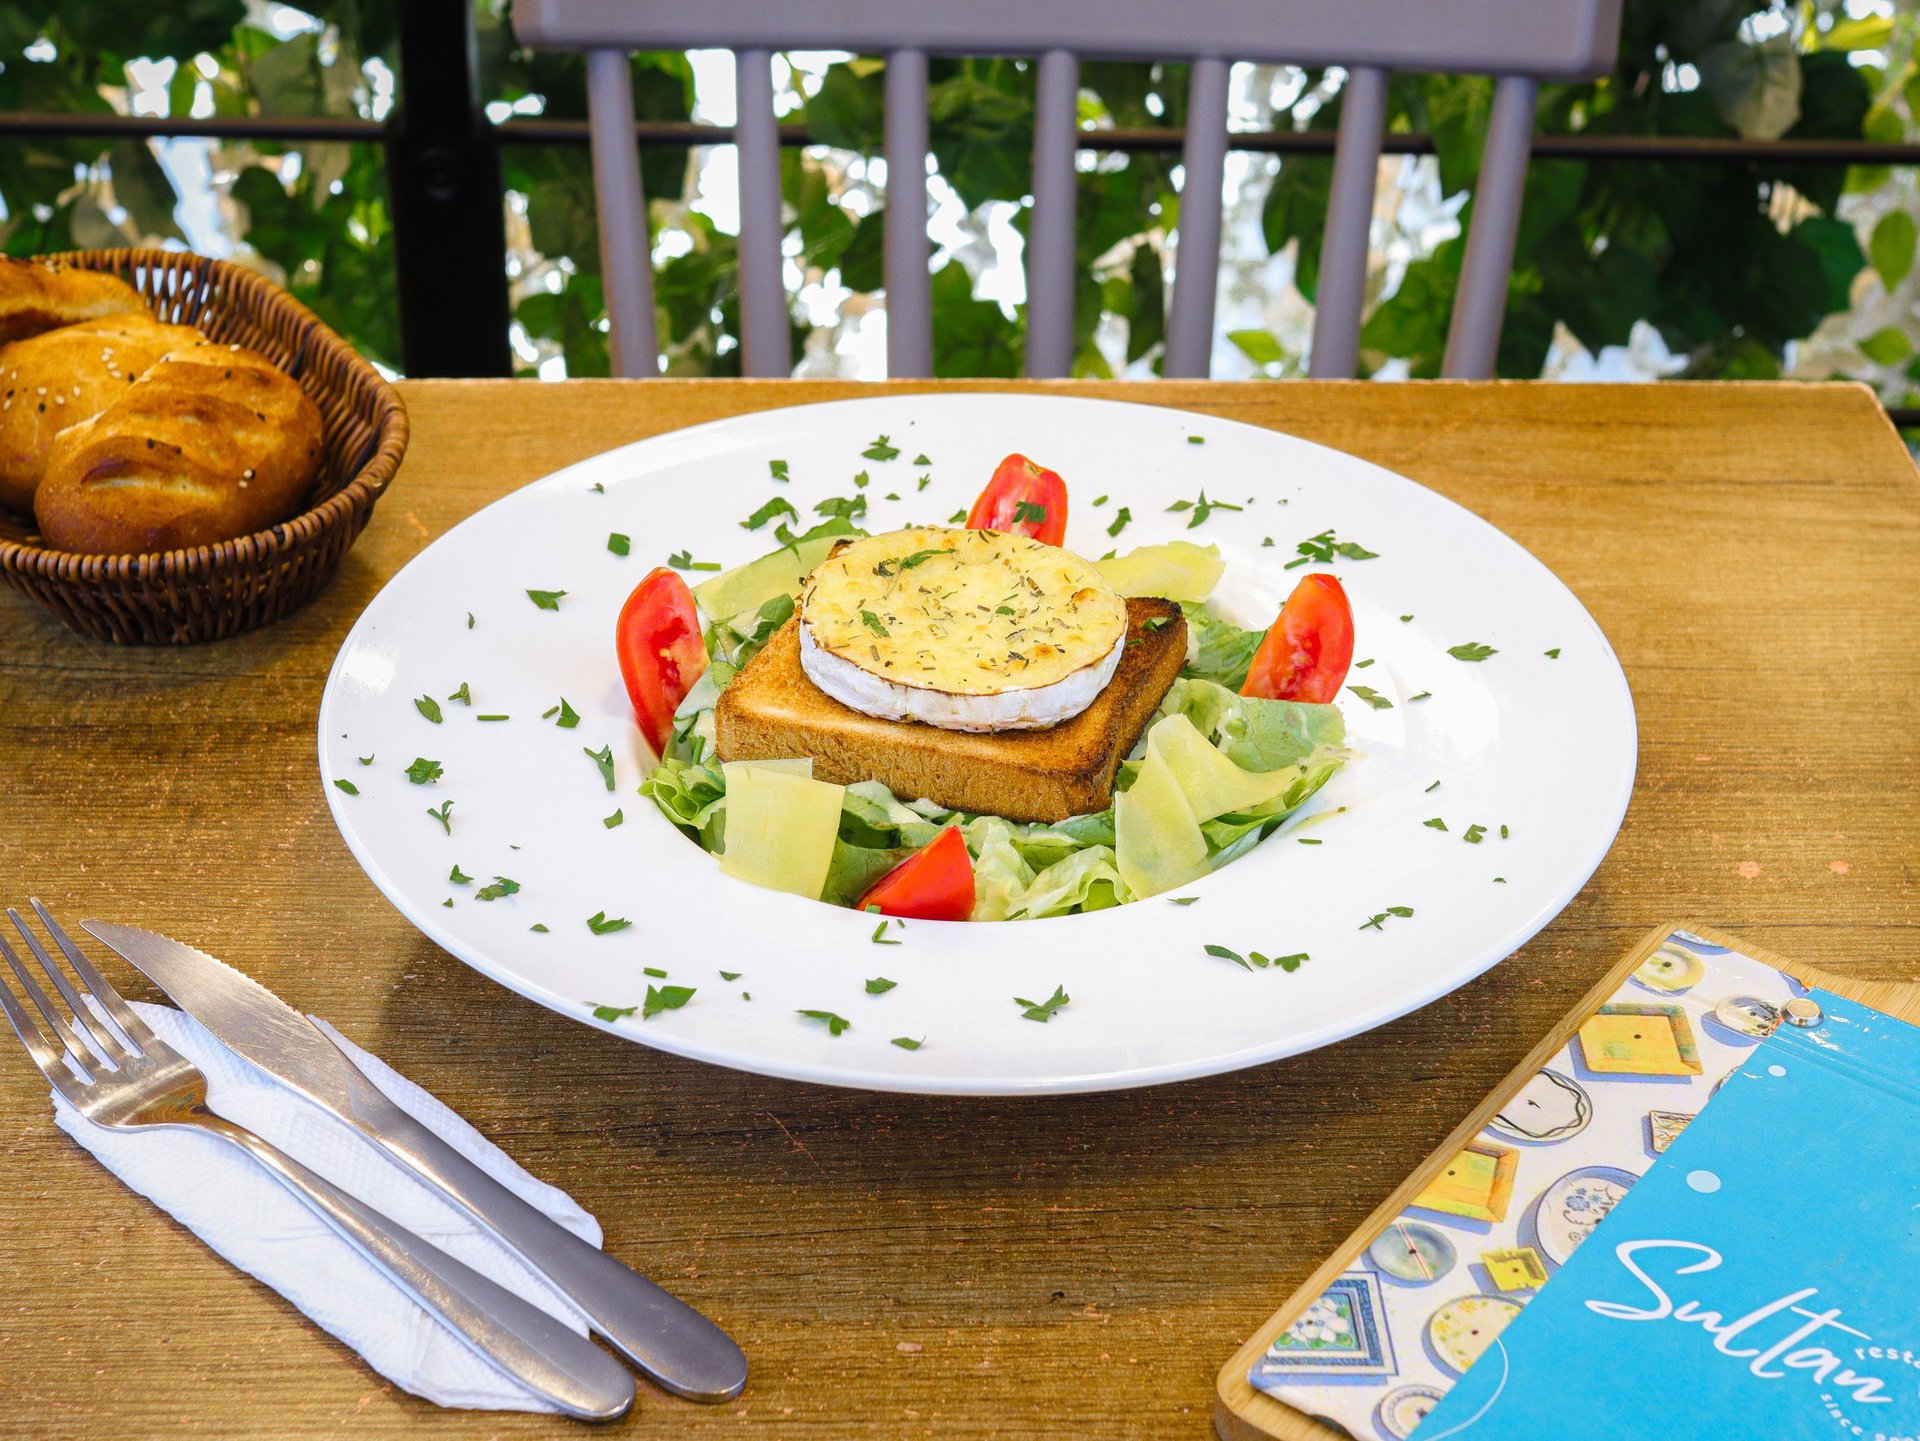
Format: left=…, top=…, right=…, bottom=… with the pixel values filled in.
left=0, top=379, right=1915, bottom=1441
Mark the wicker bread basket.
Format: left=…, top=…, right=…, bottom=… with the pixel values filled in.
left=0, top=249, right=407, bottom=644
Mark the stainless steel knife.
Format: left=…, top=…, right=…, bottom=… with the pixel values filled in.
left=82, top=919, right=747, bottom=1404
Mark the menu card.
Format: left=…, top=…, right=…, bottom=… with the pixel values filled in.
left=1247, top=929, right=1920, bottom=1440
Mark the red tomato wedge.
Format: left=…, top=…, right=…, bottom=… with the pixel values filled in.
left=856, top=825, right=976, bottom=921
left=965, top=454, right=1069, bottom=546
left=1241, top=573, right=1355, bottom=704
left=616, top=567, right=708, bottom=756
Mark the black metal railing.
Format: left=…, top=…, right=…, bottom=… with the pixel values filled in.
left=5, top=18, right=1916, bottom=423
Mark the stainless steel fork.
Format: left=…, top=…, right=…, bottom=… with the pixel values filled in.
left=0, top=900, right=635, bottom=1422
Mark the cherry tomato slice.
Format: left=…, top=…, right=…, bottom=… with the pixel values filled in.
left=856, top=825, right=976, bottom=921
left=616, top=567, right=708, bottom=756
left=965, top=454, right=1069, bottom=546
left=1241, top=573, right=1355, bottom=705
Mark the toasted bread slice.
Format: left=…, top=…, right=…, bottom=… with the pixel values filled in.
left=716, top=597, right=1187, bottom=822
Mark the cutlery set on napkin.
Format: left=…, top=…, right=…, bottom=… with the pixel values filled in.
left=0, top=900, right=745, bottom=1421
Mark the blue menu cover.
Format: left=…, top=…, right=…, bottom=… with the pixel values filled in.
left=1249, top=930, right=1920, bottom=1440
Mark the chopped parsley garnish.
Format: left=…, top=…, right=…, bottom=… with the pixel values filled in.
left=1297, top=837, right=1322, bottom=845
left=526, top=588, right=567, bottom=610
left=1500, top=824, right=1509, bottom=839
left=466, top=612, right=475, bottom=629
left=1425, top=780, right=1442, bottom=793
left=1012, top=500, right=1049, bottom=526
left=1165, top=490, right=1244, bottom=528
left=1359, top=905, right=1415, bottom=931
left=358, top=754, right=374, bottom=765
left=769, top=458, right=789, bottom=482
left=1188, top=434, right=1206, bottom=445
left=450, top=864, right=473, bottom=884
left=542, top=697, right=581, bottom=728
left=333, top=778, right=359, bottom=795
left=1354, top=658, right=1374, bottom=669
left=583, top=744, right=615, bottom=790
left=1014, top=985, right=1069, bottom=1023
left=1347, top=685, right=1393, bottom=710
left=1463, top=823, right=1487, bottom=844
left=442, top=898, right=453, bottom=908
left=1141, top=615, right=1170, bottom=632
left=607, top=532, right=631, bottom=556
left=1400, top=614, right=1414, bottom=623
left=1169, top=896, right=1199, bottom=905
left=798, top=1009, right=852, bottom=1036
left=912, top=453, right=931, bottom=466
left=890, top=1036, right=924, bottom=1051
left=860, top=609, right=890, bottom=638
left=994, top=604, right=1016, bottom=616
left=644, top=966, right=667, bottom=978
left=742, top=496, right=799, bottom=531
left=1423, top=818, right=1448, bottom=831
left=1493, top=877, right=1507, bottom=884
left=475, top=876, right=520, bottom=901
left=1408, top=691, right=1433, bottom=702
left=884, top=491, right=899, bottom=501
left=1544, top=647, right=1561, bottom=659
left=865, top=976, right=898, bottom=993
left=531, top=923, right=549, bottom=932
left=590, top=482, right=605, bottom=494
left=875, top=547, right=952, bottom=577
left=916, top=474, right=931, bottom=490
left=948, top=509, right=967, bottom=523
left=667, top=550, right=721, bottom=572
left=603, top=808, right=624, bottom=829
left=815, top=494, right=868, bottom=523
left=592, top=1003, right=637, bottom=1022
left=1107, top=506, right=1133, bottom=538
left=426, top=800, right=454, bottom=834
left=1283, top=528, right=1378, bottom=569
left=447, top=682, right=472, bottom=706
left=1448, top=642, right=1497, bottom=662
left=719, top=970, right=742, bottom=982
left=853, top=470, right=869, bottom=489
left=862, top=434, right=900, bottom=461
left=1262, top=537, right=1274, bottom=547
left=414, top=695, right=443, bottom=724
left=1205, top=943, right=1250, bottom=969
left=406, top=757, right=444, bottom=785
left=478, top=713, right=509, bottom=722
left=1210, top=945, right=1305, bottom=971
left=870, top=920, right=901, bottom=945
left=643, top=984, right=696, bottom=1019
left=586, top=910, right=631, bottom=935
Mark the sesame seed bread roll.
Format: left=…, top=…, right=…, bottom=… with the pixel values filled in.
left=0, top=257, right=147, bottom=343
left=0, top=314, right=203, bottom=515
left=33, top=342, right=324, bottom=555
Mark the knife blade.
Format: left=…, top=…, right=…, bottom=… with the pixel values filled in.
left=83, top=919, right=747, bottom=1403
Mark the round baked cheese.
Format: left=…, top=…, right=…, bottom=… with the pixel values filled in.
left=797, top=526, right=1129, bottom=732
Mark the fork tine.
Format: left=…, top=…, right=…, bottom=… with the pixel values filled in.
left=31, top=900, right=156, bottom=1055
left=0, top=928, right=100, bottom=1083
left=0, top=960, right=90, bottom=1106
left=5, top=908, right=129, bottom=1068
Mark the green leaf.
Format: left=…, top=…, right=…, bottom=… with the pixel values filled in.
left=406, top=757, right=444, bottom=785
left=1700, top=35, right=1802, bottom=142
left=865, top=976, right=898, bottom=994
left=1013, top=984, right=1069, bottom=1023
left=1447, top=642, right=1497, bottom=662
left=414, top=695, right=443, bottom=724
left=526, top=589, right=567, bottom=610
left=1871, top=211, right=1916, bottom=290
left=930, top=263, right=1022, bottom=379
left=1227, top=329, right=1285, bottom=367
left=643, top=984, right=696, bottom=1019
left=1346, top=685, right=1393, bottom=710
left=586, top=911, right=631, bottom=935
left=1861, top=327, right=1912, bottom=366
left=798, top=1008, right=852, bottom=1036
left=583, top=744, right=616, bottom=791
left=592, top=1003, right=637, bottom=1022
left=604, top=808, right=625, bottom=829
left=450, top=865, right=473, bottom=884
left=840, top=208, right=886, bottom=292
left=475, top=876, right=521, bottom=901
left=447, top=682, right=471, bottom=706
left=333, top=778, right=359, bottom=795
left=426, top=800, right=454, bottom=835
left=890, top=1036, right=924, bottom=1051
left=608, top=533, right=631, bottom=556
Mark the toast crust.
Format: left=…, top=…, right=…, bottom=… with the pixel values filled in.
left=716, top=596, right=1188, bottom=822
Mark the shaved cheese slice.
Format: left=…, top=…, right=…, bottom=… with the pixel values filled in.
left=1145, top=713, right=1300, bottom=823
left=720, top=761, right=844, bottom=899
left=1114, top=743, right=1209, bottom=899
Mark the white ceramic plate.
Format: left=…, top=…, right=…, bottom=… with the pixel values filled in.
left=317, top=394, right=1635, bottom=1095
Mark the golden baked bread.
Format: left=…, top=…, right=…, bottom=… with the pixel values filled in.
left=0, top=258, right=147, bottom=344
left=716, top=597, right=1188, bottom=822
left=33, top=342, right=324, bottom=555
left=0, top=313, right=203, bottom=515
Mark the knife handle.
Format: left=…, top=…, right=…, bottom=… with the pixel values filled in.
left=186, top=1109, right=634, bottom=1420
left=348, top=1094, right=747, bottom=1402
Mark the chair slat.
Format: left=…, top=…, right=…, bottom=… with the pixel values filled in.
left=585, top=50, right=658, bottom=377
left=1307, top=64, right=1388, bottom=379
left=1444, top=74, right=1538, bottom=379
left=884, top=49, right=933, bottom=378
left=734, top=47, right=791, bottom=377
left=1025, top=48, right=1080, bottom=378
left=1163, top=56, right=1231, bottom=378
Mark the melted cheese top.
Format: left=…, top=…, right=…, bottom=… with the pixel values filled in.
left=798, top=527, right=1128, bottom=696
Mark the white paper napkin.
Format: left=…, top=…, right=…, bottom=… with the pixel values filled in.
left=48, top=1001, right=600, bottom=1412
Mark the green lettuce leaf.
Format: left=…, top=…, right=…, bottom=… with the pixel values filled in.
left=1180, top=603, right=1264, bottom=690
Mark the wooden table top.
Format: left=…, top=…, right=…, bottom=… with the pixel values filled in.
left=1, top=379, right=1916, bottom=1440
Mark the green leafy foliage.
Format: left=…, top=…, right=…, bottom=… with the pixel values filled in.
left=0, top=0, right=1884, bottom=391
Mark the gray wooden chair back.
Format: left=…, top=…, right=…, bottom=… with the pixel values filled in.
left=513, top=0, right=1621, bottom=381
